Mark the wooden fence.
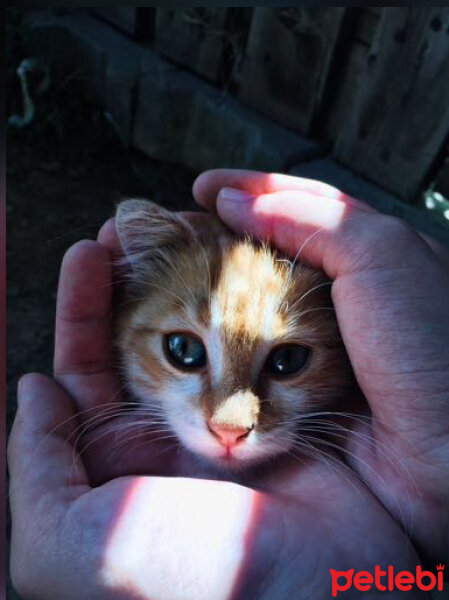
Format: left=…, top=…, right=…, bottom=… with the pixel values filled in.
left=92, top=7, right=449, bottom=203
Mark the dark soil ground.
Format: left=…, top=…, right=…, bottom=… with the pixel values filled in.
left=7, top=91, right=197, bottom=426
left=7, top=74, right=198, bottom=597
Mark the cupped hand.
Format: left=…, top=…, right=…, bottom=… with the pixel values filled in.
left=193, top=169, right=449, bottom=566
left=9, top=374, right=427, bottom=600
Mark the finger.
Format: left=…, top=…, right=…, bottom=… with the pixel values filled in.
left=54, top=240, right=120, bottom=412
left=194, top=170, right=449, bottom=269
left=214, top=188, right=385, bottom=277
left=97, top=217, right=122, bottom=257
left=8, top=374, right=90, bottom=514
left=193, top=169, right=375, bottom=213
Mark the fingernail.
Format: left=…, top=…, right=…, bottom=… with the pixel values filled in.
left=218, top=187, right=254, bottom=203
left=17, top=375, right=27, bottom=408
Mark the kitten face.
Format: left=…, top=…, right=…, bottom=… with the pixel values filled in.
left=116, top=199, right=352, bottom=469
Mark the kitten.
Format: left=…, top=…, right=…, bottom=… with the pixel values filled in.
left=115, top=199, right=354, bottom=470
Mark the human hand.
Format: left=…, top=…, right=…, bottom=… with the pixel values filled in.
left=193, top=169, right=449, bottom=567
left=9, top=374, right=428, bottom=600
left=8, top=207, right=432, bottom=599
left=49, top=233, right=187, bottom=482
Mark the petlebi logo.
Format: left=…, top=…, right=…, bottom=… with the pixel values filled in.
left=330, top=564, right=445, bottom=597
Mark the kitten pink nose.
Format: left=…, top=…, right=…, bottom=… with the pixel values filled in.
left=208, top=422, right=251, bottom=447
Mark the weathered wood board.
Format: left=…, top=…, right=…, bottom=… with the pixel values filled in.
left=334, top=7, right=449, bottom=201
left=320, top=8, right=382, bottom=141
left=238, top=8, right=347, bottom=135
left=320, top=42, right=368, bottom=143
left=154, top=8, right=229, bottom=83
left=354, top=7, right=381, bottom=45
left=91, top=8, right=153, bottom=39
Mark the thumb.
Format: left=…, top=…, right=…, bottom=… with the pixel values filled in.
left=8, top=374, right=90, bottom=516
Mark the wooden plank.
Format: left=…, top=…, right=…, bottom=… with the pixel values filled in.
left=334, top=7, right=449, bottom=201
left=354, top=8, right=380, bottom=46
left=320, top=41, right=368, bottom=142
left=320, top=8, right=380, bottom=141
left=238, top=8, right=347, bottom=135
left=366, top=7, right=382, bottom=17
left=154, top=8, right=229, bottom=83
left=220, top=8, right=253, bottom=90
left=91, top=8, right=153, bottom=39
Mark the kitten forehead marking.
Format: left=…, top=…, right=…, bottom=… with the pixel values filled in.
left=211, top=242, right=288, bottom=342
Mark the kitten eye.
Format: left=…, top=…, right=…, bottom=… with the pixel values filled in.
left=264, top=344, right=310, bottom=377
left=165, top=333, right=207, bottom=370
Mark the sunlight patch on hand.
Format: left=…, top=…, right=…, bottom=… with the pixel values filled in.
left=253, top=192, right=348, bottom=233
left=102, top=477, right=255, bottom=600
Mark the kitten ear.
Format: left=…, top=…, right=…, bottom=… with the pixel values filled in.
left=115, top=198, right=192, bottom=266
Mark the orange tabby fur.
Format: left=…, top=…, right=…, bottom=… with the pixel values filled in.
left=115, top=199, right=353, bottom=468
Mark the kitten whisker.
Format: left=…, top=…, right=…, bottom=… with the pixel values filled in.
left=68, top=410, right=168, bottom=443
left=292, top=281, right=333, bottom=308
left=109, top=422, right=171, bottom=442
left=295, top=433, right=412, bottom=538
left=112, top=429, right=175, bottom=453
left=278, top=434, right=364, bottom=500
left=118, top=434, right=179, bottom=467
